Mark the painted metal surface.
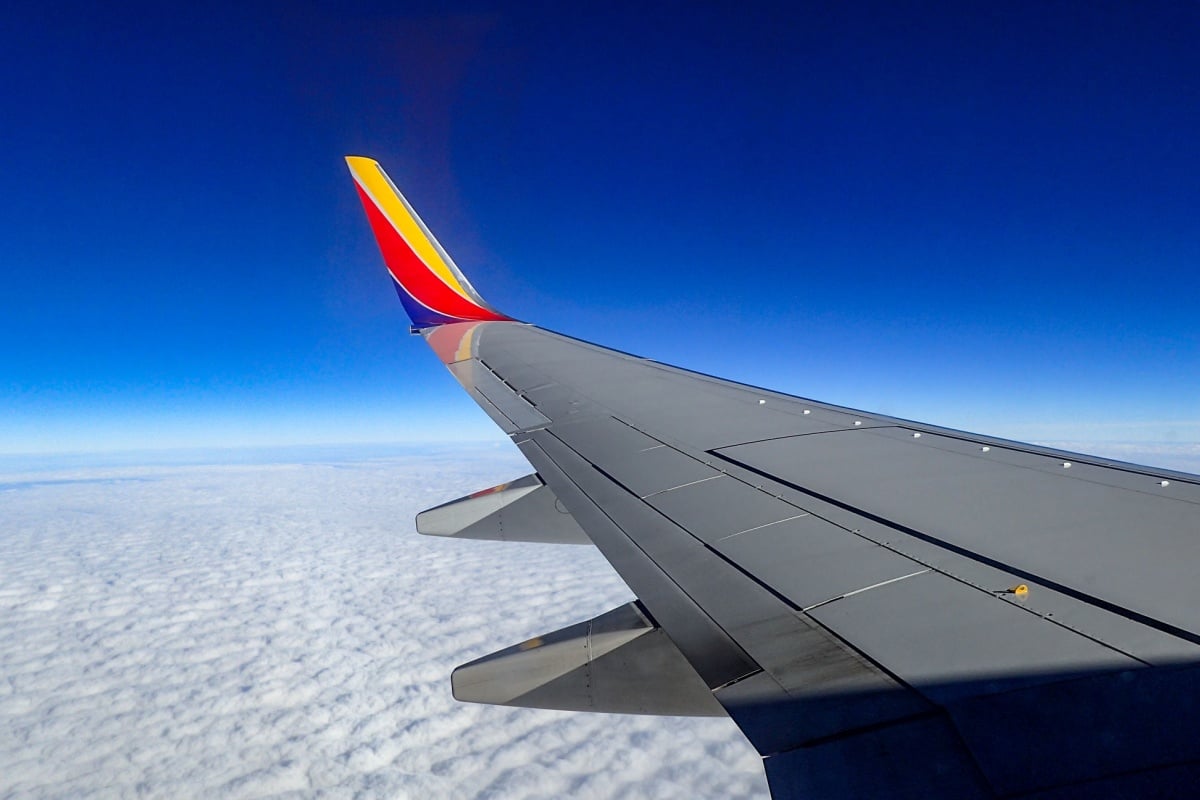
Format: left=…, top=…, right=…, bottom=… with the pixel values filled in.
left=347, top=158, right=1200, bottom=799
left=807, top=570, right=1137, bottom=704
left=452, top=601, right=725, bottom=716
left=491, top=327, right=1200, bottom=796
left=517, top=436, right=760, bottom=690
left=720, top=428, right=1200, bottom=642
left=446, top=359, right=551, bottom=432
left=714, top=513, right=925, bottom=610
left=345, top=157, right=508, bottom=326
left=415, top=473, right=591, bottom=544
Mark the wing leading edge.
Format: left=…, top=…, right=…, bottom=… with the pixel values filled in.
left=346, top=157, right=1200, bottom=799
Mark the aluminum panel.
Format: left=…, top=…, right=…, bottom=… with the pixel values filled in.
left=520, top=382, right=593, bottom=419
left=947, top=662, right=1200, bottom=796
left=647, top=475, right=801, bottom=544
left=476, top=359, right=548, bottom=394
left=710, top=452, right=1200, bottom=665
left=473, top=325, right=893, bottom=449
left=716, top=670, right=929, bottom=759
left=446, top=359, right=524, bottom=431
left=845, top=518, right=1200, bottom=665
left=808, top=570, right=1137, bottom=704
left=716, top=515, right=926, bottom=609
left=721, top=429, right=1200, bottom=639
left=518, top=435, right=759, bottom=689
left=609, top=374, right=840, bottom=450
left=550, top=416, right=660, bottom=464
left=763, top=713, right=992, bottom=800
left=476, top=381, right=552, bottom=430
left=868, top=425, right=1200, bottom=506
left=553, top=417, right=721, bottom=498
left=460, top=321, right=1200, bottom=793
left=545, top=434, right=924, bottom=745
left=609, top=446, right=722, bottom=498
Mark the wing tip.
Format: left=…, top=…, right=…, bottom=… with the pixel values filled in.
left=345, top=155, right=514, bottom=328
left=344, top=154, right=378, bottom=174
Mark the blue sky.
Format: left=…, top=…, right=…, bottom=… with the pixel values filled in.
left=2, top=1, right=1198, bottom=455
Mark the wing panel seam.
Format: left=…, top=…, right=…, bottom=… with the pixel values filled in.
left=607, top=416, right=1160, bottom=662
left=711, top=450, right=1190, bottom=654
left=522, top=435, right=761, bottom=687
left=550, top=434, right=925, bottom=700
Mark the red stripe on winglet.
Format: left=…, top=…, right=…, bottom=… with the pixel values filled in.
left=354, top=184, right=509, bottom=322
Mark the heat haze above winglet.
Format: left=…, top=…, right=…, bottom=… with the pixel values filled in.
left=345, top=156, right=512, bottom=328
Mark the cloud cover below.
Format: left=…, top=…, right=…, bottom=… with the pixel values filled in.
left=0, top=446, right=766, bottom=799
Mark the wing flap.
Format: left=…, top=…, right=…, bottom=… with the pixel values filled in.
left=517, top=437, right=761, bottom=690
left=525, top=428, right=932, bottom=745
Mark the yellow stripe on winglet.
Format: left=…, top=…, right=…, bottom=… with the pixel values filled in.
left=456, top=323, right=477, bottom=362
left=345, top=156, right=473, bottom=303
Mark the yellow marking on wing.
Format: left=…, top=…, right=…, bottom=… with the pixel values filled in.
left=455, top=324, right=478, bottom=362
left=345, top=156, right=473, bottom=302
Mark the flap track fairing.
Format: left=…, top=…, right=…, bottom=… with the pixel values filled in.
left=451, top=601, right=726, bottom=717
left=416, top=473, right=592, bottom=544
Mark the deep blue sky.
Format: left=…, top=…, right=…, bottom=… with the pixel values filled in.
left=3, top=1, right=1198, bottom=454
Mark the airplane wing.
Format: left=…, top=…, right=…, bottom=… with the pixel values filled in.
left=346, top=156, right=1200, bottom=799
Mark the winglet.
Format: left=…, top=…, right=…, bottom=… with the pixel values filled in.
left=346, top=156, right=511, bottom=328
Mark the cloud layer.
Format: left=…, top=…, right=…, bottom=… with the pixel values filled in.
left=0, top=446, right=766, bottom=799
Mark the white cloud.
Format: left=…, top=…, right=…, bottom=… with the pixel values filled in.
left=0, top=446, right=767, bottom=799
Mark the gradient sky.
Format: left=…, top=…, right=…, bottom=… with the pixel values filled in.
left=3, top=1, right=1198, bottom=455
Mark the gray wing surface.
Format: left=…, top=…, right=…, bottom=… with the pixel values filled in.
left=430, top=320, right=1200, bottom=800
